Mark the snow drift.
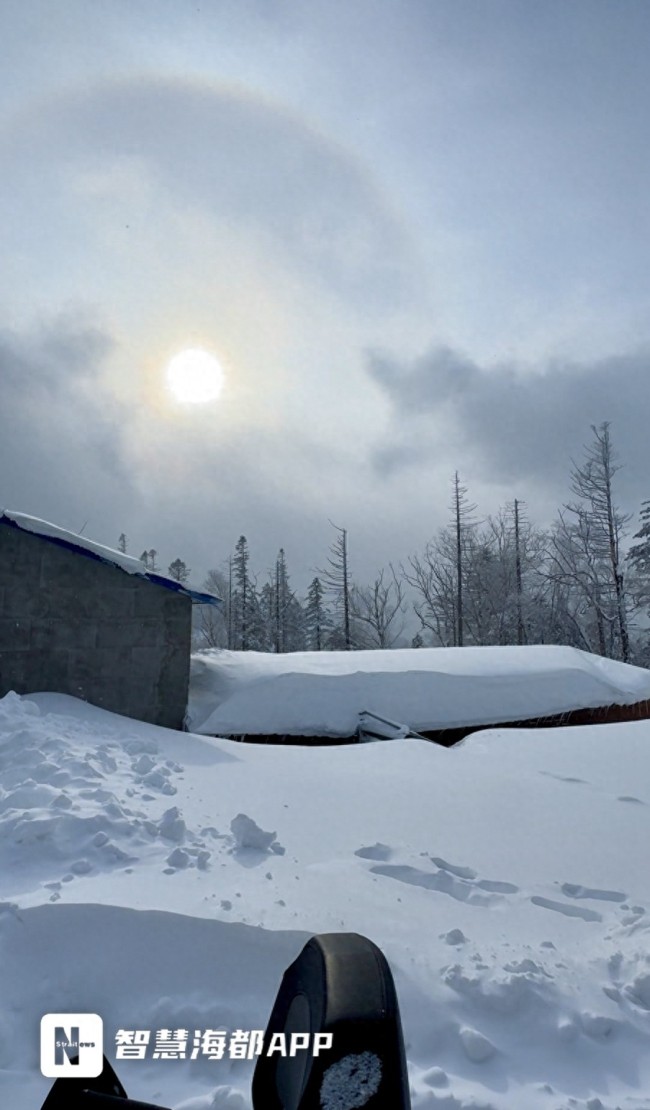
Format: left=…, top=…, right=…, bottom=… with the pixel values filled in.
left=1, top=686, right=650, bottom=1109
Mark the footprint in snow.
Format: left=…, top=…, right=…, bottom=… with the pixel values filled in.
left=354, top=842, right=392, bottom=861
left=530, top=896, right=602, bottom=922
left=476, top=878, right=519, bottom=894
left=70, top=859, right=92, bottom=875
left=431, top=856, right=476, bottom=880
left=580, top=1011, right=620, bottom=1039
left=623, top=972, right=650, bottom=1011
left=539, top=771, right=588, bottom=784
left=560, top=882, right=626, bottom=903
left=370, top=863, right=496, bottom=906
left=442, top=928, right=467, bottom=945
left=370, top=857, right=519, bottom=907
left=432, top=857, right=519, bottom=893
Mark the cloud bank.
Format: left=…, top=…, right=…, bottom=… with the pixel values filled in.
left=367, top=344, right=650, bottom=502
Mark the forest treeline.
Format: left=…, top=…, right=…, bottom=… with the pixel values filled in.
left=121, top=423, right=650, bottom=666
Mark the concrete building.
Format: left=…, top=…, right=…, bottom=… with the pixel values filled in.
left=0, top=510, right=221, bottom=729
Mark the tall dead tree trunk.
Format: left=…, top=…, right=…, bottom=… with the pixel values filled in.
left=514, top=499, right=524, bottom=646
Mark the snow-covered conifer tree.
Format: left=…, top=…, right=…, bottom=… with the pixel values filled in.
left=305, top=577, right=327, bottom=651
left=168, top=558, right=190, bottom=584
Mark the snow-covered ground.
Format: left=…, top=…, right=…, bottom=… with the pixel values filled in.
left=2, top=684, right=650, bottom=1109
left=187, top=645, right=650, bottom=737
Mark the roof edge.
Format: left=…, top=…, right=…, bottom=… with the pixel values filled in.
left=0, top=510, right=222, bottom=607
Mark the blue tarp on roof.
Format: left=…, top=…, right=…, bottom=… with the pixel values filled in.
left=0, top=511, right=222, bottom=607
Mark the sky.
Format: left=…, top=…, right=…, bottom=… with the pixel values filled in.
left=2, top=0, right=650, bottom=594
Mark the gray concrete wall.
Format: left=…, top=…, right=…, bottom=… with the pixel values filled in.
left=0, top=524, right=191, bottom=729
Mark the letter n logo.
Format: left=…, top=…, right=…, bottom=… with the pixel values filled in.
left=54, top=1026, right=80, bottom=1066
left=41, top=1013, right=103, bottom=1078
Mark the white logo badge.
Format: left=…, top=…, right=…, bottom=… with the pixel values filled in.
left=40, top=1013, right=103, bottom=1078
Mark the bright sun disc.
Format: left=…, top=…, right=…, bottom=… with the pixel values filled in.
left=166, top=348, right=224, bottom=404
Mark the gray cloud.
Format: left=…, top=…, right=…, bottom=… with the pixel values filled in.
left=367, top=344, right=650, bottom=504
left=0, top=315, right=136, bottom=524
left=368, top=346, right=479, bottom=411
left=2, top=317, right=113, bottom=391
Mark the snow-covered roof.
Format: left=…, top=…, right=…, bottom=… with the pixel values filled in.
left=0, top=510, right=221, bottom=606
left=187, top=644, right=650, bottom=736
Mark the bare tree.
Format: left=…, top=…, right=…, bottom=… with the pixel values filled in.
left=319, top=522, right=352, bottom=649
left=471, top=504, right=547, bottom=646
left=405, top=529, right=458, bottom=646
left=195, top=567, right=230, bottom=648
left=407, top=502, right=552, bottom=648
left=545, top=423, right=631, bottom=660
left=546, top=510, right=611, bottom=654
left=349, top=565, right=406, bottom=648
left=452, top=472, right=478, bottom=646
left=571, top=423, right=630, bottom=660
left=513, top=499, right=525, bottom=645
left=405, top=475, right=478, bottom=646
left=227, top=556, right=233, bottom=649
left=274, top=549, right=286, bottom=652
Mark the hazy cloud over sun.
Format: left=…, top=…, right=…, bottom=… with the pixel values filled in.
left=3, top=77, right=423, bottom=319
left=2, top=1, right=650, bottom=586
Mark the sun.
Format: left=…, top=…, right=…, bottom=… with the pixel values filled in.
left=166, top=348, right=225, bottom=404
